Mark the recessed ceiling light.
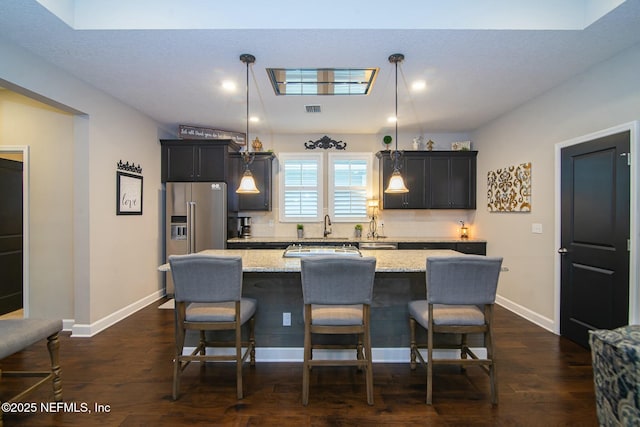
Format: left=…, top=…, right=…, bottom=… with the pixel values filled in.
left=249, top=116, right=259, bottom=123
left=412, top=80, right=427, bottom=91
left=222, top=80, right=236, bottom=91
left=267, top=68, right=379, bottom=96
left=387, top=116, right=397, bottom=123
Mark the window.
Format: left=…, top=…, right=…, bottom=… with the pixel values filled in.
left=328, top=153, right=372, bottom=221
left=278, top=153, right=323, bottom=222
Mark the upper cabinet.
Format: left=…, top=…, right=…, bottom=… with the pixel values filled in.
left=378, top=152, right=430, bottom=209
left=377, top=150, right=477, bottom=210
left=228, top=152, right=275, bottom=211
left=160, top=139, right=240, bottom=182
left=429, top=152, right=477, bottom=209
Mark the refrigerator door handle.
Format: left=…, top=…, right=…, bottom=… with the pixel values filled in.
left=186, top=201, right=196, bottom=253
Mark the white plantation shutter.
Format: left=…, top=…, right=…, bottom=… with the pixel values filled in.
left=328, top=153, right=372, bottom=221
left=279, top=153, right=323, bottom=222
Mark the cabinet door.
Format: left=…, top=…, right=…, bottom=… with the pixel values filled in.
left=238, top=156, right=272, bottom=211
left=164, top=145, right=196, bottom=181
left=197, top=145, right=226, bottom=181
left=429, top=155, right=476, bottom=209
left=379, top=154, right=429, bottom=209
left=449, top=156, right=475, bottom=208
left=379, top=154, right=406, bottom=209
left=429, top=157, right=450, bottom=208
left=456, top=242, right=486, bottom=255
left=228, top=154, right=273, bottom=211
left=403, top=156, right=428, bottom=208
left=398, top=242, right=457, bottom=250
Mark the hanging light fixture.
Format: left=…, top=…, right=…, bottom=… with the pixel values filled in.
left=385, top=53, right=409, bottom=194
left=236, top=53, right=260, bottom=194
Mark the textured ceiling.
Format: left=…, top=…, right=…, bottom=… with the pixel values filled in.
left=1, top=0, right=640, bottom=137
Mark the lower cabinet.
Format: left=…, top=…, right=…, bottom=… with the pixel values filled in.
left=227, top=240, right=486, bottom=255
left=227, top=242, right=289, bottom=249
left=397, top=241, right=486, bottom=255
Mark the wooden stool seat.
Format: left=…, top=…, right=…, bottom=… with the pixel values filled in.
left=0, top=318, right=63, bottom=423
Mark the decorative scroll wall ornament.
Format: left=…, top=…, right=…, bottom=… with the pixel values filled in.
left=487, top=162, right=531, bottom=212
left=117, top=160, right=142, bottom=175
left=304, top=135, right=347, bottom=150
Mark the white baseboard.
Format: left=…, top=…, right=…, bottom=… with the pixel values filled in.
left=62, top=319, right=75, bottom=331
left=496, top=295, right=555, bottom=333
left=70, top=289, right=165, bottom=337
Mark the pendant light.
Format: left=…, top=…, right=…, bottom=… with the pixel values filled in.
left=236, top=53, right=260, bottom=194
left=384, top=53, right=409, bottom=194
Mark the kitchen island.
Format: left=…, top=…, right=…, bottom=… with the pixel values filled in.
left=159, top=248, right=478, bottom=362
left=158, top=248, right=458, bottom=273
left=227, top=236, right=487, bottom=255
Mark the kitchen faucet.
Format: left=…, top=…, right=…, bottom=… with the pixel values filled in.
left=323, top=214, right=332, bottom=238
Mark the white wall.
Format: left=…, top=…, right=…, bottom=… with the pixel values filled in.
left=0, top=36, right=164, bottom=334
left=473, top=42, right=640, bottom=331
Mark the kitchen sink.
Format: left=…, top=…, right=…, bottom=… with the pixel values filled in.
left=283, top=244, right=362, bottom=258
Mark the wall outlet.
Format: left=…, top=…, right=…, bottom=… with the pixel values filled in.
left=282, top=312, right=291, bottom=327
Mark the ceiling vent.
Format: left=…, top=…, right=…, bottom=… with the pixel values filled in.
left=305, top=105, right=322, bottom=113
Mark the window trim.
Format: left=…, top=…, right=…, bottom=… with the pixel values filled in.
left=278, top=152, right=324, bottom=223
left=327, top=152, right=373, bottom=222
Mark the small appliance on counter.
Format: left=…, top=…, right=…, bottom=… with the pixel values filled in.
left=238, top=216, right=252, bottom=238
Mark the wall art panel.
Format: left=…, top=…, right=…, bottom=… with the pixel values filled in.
left=487, top=162, right=531, bottom=212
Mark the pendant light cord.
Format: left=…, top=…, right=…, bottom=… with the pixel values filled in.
left=395, top=57, right=398, bottom=154
left=239, top=54, right=256, bottom=165
left=388, top=53, right=404, bottom=169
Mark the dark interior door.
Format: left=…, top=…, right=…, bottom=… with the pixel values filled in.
left=560, top=131, right=630, bottom=348
left=0, top=157, right=23, bottom=315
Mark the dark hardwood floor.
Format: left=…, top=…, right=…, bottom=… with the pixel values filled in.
left=1, top=300, right=598, bottom=426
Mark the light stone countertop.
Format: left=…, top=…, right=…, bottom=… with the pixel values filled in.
left=158, top=248, right=461, bottom=273
left=227, top=236, right=485, bottom=244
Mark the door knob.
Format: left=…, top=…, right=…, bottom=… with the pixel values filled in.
left=558, top=248, right=568, bottom=254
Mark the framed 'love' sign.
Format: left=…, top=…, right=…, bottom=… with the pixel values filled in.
left=116, top=171, right=143, bottom=215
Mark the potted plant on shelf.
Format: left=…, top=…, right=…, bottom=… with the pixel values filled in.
left=354, top=224, right=363, bottom=238
left=383, top=135, right=393, bottom=150
left=297, top=224, right=304, bottom=239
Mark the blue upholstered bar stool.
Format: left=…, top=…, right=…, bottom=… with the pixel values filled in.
left=408, top=255, right=503, bottom=404
left=169, top=254, right=256, bottom=400
left=300, top=256, right=377, bottom=405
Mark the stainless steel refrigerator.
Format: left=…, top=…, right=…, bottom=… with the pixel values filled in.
left=165, top=182, right=227, bottom=294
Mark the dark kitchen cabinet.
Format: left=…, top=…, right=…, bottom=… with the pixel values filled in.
left=429, top=151, right=477, bottom=209
left=378, top=151, right=430, bottom=209
left=377, top=150, right=477, bottom=210
left=160, top=139, right=240, bottom=182
left=228, top=152, right=275, bottom=211
left=226, top=241, right=289, bottom=249
left=398, top=241, right=486, bottom=255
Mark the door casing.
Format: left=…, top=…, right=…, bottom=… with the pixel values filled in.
left=554, top=121, right=640, bottom=333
